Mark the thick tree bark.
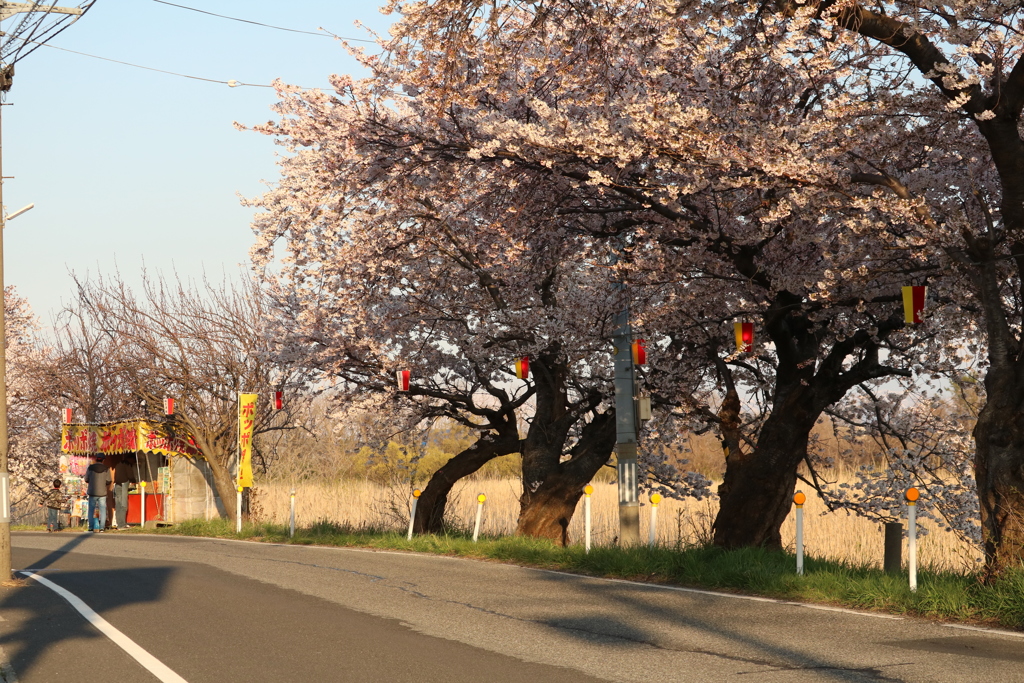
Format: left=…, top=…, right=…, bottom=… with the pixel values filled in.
left=205, top=451, right=237, bottom=523
left=713, top=393, right=817, bottom=549
left=713, top=292, right=906, bottom=549
left=413, top=428, right=521, bottom=533
left=516, top=411, right=616, bottom=544
left=958, top=221, right=1024, bottom=576
left=973, top=387, right=1024, bottom=575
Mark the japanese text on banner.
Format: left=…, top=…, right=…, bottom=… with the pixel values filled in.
left=237, top=393, right=257, bottom=487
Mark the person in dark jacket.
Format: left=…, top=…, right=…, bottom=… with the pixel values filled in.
left=112, top=455, right=136, bottom=529
left=84, top=454, right=112, bottom=532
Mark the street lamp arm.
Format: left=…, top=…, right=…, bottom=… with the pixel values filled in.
left=4, top=203, right=33, bottom=222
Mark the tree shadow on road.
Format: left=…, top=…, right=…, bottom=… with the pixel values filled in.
left=527, top=570, right=908, bottom=681
left=0, top=533, right=176, bottom=681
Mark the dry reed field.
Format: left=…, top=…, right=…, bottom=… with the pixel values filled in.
left=254, top=476, right=982, bottom=573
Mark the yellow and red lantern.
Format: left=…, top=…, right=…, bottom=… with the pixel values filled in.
left=515, top=356, right=530, bottom=379
left=396, top=370, right=411, bottom=392
left=734, top=322, right=754, bottom=352
left=902, top=286, right=927, bottom=324
left=631, top=339, right=647, bottom=365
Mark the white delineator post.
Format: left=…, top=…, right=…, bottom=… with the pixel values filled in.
left=584, top=484, right=593, bottom=554
left=906, top=487, right=919, bottom=592
left=648, top=493, right=662, bottom=547
left=473, top=493, right=485, bottom=543
left=236, top=486, right=242, bottom=533
left=794, top=491, right=806, bottom=575
left=289, top=489, right=296, bottom=538
left=407, top=489, right=421, bottom=541
left=139, top=481, right=146, bottom=530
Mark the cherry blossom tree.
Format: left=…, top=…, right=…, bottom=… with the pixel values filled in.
left=250, top=173, right=635, bottom=541
left=5, top=287, right=56, bottom=515
left=248, top=0, right=979, bottom=551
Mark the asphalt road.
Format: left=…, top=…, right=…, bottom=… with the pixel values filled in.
left=2, top=532, right=1023, bottom=682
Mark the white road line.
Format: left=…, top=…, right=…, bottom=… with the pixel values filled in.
left=18, top=572, right=189, bottom=683
left=944, top=623, right=1024, bottom=639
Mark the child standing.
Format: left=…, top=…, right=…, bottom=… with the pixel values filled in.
left=70, top=496, right=84, bottom=528
left=42, top=479, right=66, bottom=532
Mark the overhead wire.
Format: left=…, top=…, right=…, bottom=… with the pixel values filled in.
left=1, top=1, right=385, bottom=89
left=7, top=34, right=301, bottom=88
left=150, top=0, right=377, bottom=43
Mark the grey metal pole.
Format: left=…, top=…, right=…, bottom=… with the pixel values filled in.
left=0, top=99, right=10, bottom=580
left=613, top=305, right=639, bottom=545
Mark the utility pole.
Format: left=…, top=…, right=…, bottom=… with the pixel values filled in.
left=0, top=0, right=91, bottom=581
left=613, top=296, right=640, bottom=545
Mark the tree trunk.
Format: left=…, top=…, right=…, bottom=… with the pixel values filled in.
left=206, top=453, right=238, bottom=523
left=973, top=394, right=1024, bottom=576
left=516, top=412, right=615, bottom=545
left=712, top=292, right=903, bottom=549
left=413, top=429, right=520, bottom=533
left=713, top=407, right=815, bottom=549
left=516, top=478, right=585, bottom=544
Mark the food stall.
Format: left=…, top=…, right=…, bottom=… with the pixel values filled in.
left=61, top=419, right=224, bottom=525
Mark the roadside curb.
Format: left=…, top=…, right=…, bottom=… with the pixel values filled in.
left=26, top=529, right=1023, bottom=641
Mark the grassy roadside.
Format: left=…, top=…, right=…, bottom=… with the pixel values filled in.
left=19, top=518, right=1024, bottom=631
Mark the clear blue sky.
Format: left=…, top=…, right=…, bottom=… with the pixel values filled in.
left=2, top=0, right=393, bottom=323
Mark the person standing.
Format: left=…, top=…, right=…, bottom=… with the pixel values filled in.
left=41, top=479, right=66, bottom=532
left=84, top=454, right=112, bottom=533
left=112, top=455, right=135, bottom=529
left=70, top=496, right=83, bottom=528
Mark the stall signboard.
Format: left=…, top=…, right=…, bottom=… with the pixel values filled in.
left=237, top=393, right=257, bottom=487
left=61, top=420, right=202, bottom=458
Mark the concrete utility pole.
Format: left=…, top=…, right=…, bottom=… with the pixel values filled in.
left=613, top=304, right=640, bottom=545
left=0, top=0, right=90, bottom=581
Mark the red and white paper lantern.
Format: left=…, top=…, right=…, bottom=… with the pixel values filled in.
left=164, top=397, right=175, bottom=416
left=902, top=286, right=927, bottom=324
left=62, top=408, right=73, bottom=424
left=734, top=322, right=754, bottom=353
left=396, top=370, right=411, bottom=392
left=631, top=339, right=647, bottom=366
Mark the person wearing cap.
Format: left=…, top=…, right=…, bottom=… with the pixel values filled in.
left=84, top=454, right=113, bottom=533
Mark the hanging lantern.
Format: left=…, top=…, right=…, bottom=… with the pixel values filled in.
left=396, top=370, right=411, bottom=392
left=734, top=322, right=754, bottom=352
left=902, top=286, right=927, bottom=324
left=164, top=397, right=175, bottom=416
left=631, top=339, right=647, bottom=365
left=274, top=390, right=283, bottom=411
left=62, top=408, right=72, bottom=424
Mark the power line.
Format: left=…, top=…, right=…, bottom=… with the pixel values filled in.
left=10, top=34, right=305, bottom=89
left=151, top=0, right=377, bottom=43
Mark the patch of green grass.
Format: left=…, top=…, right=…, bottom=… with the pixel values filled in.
left=138, top=519, right=1021, bottom=631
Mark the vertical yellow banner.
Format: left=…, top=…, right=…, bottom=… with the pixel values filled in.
left=237, top=393, right=257, bottom=487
